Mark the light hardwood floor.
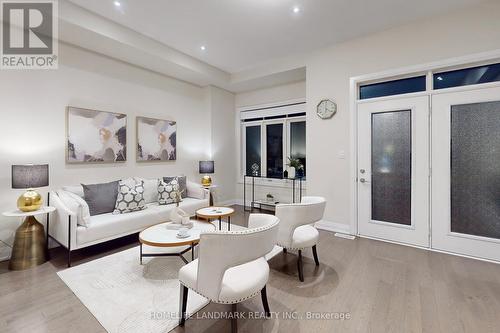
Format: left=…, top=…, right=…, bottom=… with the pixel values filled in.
left=1, top=205, right=500, bottom=332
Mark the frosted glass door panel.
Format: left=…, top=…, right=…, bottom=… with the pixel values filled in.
left=371, top=110, right=412, bottom=225
left=451, top=101, right=500, bottom=239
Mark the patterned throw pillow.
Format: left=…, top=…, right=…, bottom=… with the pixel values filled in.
left=158, top=178, right=180, bottom=205
left=113, top=180, right=146, bottom=214
left=163, top=176, right=187, bottom=198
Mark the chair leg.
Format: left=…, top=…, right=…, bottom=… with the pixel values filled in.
left=283, top=248, right=287, bottom=254
left=261, top=286, right=271, bottom=318
left=231, top=303, right=237, bottom=333
left=179, top=284, right=189, bottom=326
left=312, top=245, right=320, bottom=266
left=297, top=250, right=304, bottom=282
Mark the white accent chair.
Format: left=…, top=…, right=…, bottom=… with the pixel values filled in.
left=275, top=196, right=326, bottom=282
left=178, top=214, right=279, bottom=332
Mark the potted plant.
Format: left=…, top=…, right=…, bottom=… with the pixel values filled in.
left=266, top=193, right=274, bottom=202
left=287, top=157, right=304, bottom=179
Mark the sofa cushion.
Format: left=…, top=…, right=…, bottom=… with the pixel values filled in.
left=178, top=197, right=208, bottom=216
left=56, top=190, right=91, bottom=227
left=82, top=180, right=119, bottom=216
left=163, top=176, right=187, bottom=198
left=77, top=203, right=162, bottom=246
left=76, top=198, right=209, bottom=246
left=158, top=178, right=179, bottom=205
left=113, top=179, right=146, bottom=214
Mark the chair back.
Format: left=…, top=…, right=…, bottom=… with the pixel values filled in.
left=275, top=196, right=326, bottom=248
left=196, top=214, right=279, bottom=301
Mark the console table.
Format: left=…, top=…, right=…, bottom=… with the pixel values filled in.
left=243, top=175, right=305, bottom=212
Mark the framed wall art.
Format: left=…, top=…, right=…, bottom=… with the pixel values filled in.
left=66, top=107, right=127, bottom=163
left=136, top=116, right=177, bottom=162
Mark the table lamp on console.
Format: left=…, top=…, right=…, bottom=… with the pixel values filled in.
left=199, top=160, right=214, bottom=186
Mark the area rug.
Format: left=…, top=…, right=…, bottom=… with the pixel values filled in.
left=57, top=223, right=282, bottom=333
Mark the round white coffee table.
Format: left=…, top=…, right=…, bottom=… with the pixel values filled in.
left=196, top=206, right=235, bottom=231
left=139, top=220, right=215, bottom=264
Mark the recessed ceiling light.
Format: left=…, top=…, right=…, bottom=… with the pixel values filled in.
left=200, top=45, right=206, bottom=51
left=292, top=6, right=300, bottom=13
left=114, top=1, right=121, bottom=7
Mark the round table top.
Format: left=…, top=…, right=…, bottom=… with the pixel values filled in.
left=196, top=206, right=235, bottom=219
left=2, top=206, right=56, bottom=217
left=139, top=220, right=215, bottom=247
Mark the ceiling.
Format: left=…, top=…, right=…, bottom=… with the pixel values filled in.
left=69, top=0, right=484, bottom=74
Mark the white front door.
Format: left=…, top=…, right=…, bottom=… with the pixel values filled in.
left=357, top=96, right=430, bottom=247
left=432, top=86, right=500, bottom=262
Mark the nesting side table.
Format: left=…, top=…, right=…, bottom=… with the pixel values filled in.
left=2, top=206, right=55, bottom=270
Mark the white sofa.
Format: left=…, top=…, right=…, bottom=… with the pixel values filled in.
left=48, top=179, right=209, bottom=266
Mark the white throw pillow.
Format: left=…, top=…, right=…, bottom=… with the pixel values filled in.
left=56, top=190, right=91, bottom=227
left=62, top=185, right=84, bottom=198
left=158, top=178, right=179, bottom=205
left=186, top=181, right=205, bottom=200
left=139, top=178, right=159, bottom=204
left=113, top=179, right=146, bottom=214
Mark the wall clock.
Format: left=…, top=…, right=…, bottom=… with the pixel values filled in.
left=316, top=99, right=337, bottom=119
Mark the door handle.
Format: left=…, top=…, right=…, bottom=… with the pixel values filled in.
left=359, top=178, right=370, bottom=184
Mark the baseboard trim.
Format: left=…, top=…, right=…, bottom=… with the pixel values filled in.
left=358, top=234, right=500, bottom=265
left=218, top=199, right=241, bottom=206
left=315, top=220, right=353, bottom=237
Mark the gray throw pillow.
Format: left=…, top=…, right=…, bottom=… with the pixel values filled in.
left=82, top=180, right=119, bottom=216
left=163, top=176, right=187, bottom=198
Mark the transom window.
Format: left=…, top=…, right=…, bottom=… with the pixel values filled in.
left=433, top=62, right=500, bottom=90
left=359, top=76, right=426, bottom=100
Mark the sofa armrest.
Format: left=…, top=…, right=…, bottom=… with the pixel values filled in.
left=187, top=181, right=209, bottom=200
left=49, top=191, right=78, bottom=249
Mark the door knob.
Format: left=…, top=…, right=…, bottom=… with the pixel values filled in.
left=359, top=178, right=369, bottom=183
left=360, top=169, right=365, bottom=174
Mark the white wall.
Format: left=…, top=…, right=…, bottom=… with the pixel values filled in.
left=0, top=43, right=213, bottom=257
left=206, top=86, right=237, bottom=204
left=235, top=80, right=306, bottom=108
left=306, top=1, right=500, bottom=232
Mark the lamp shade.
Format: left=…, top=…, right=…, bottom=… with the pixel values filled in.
left=12, top=164, right=49, bottom=189
left=199, top=161, right=214, bottom=174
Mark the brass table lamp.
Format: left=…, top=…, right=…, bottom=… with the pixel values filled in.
left=199, top=160, right=214, bottom=186
left=9, top=164, right=50, bottom=270
left=12, top=164, right=49, bottom=212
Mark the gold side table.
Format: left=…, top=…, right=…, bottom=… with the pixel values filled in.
left=2, top=206, right=55, bottom=271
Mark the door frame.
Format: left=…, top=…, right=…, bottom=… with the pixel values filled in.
left=431, top=86, right=500, bottom=262
left=357, top=96, right=430, bottom=247
left=349, top=49, right=500, bottom=258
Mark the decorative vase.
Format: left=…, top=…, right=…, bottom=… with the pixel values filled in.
left=289, top=167, right=296, bottom=179
left=296, top=168, right=304, bottom=179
